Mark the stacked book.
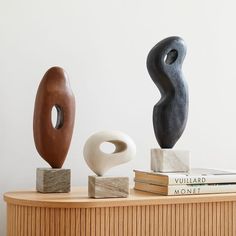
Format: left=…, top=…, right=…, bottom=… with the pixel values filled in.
left=134, top=168, right=236, bottom=196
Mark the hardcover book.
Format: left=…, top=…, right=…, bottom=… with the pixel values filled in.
left=134, top=168, right=236, bottom=186
left=134, top=181, right=236, bottom=196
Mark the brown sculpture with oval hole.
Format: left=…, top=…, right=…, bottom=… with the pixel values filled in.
left=33, top=67, right=75, bottom=168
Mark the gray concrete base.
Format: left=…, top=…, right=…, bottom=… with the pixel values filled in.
left=36, top=168, right=71, bottom=193
left=88, top=175, right=129, bottom=198
left=151, top=148, right=190, bottom=172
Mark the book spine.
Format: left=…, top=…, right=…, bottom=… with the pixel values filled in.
left=168, top=184, right=236, bottom=195
left=168, top=175, right=236, bottom=185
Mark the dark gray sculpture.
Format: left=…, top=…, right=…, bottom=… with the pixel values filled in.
left=146, top=36, right=189, bottom=148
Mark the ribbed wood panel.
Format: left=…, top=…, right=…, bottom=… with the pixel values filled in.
left=6, top=201, right=236, bottom=236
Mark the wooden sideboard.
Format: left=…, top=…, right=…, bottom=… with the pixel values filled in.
left=4, top=187, right=236, bottom=236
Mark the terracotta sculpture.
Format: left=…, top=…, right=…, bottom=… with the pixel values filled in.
left=33, top=66, right=75, bottom=168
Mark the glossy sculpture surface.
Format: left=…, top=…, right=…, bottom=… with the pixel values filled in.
left=147, top=36, right=189, bottom=148
left=33, top=67, right=75, bottom=168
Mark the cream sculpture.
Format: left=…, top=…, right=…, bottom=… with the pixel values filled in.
left=84, top=130, right=136, bottom=198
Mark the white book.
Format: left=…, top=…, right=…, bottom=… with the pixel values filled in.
left=134, top=168, right=236, bottom=186
left=134, top=181, right=236, bottom=196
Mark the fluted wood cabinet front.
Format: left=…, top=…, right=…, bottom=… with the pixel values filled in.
left=4, top=188, right=236, bottom=236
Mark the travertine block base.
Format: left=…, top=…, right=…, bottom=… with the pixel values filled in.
left=36, top=168, right=70, bottom=193
left=4, top=188, right=236, bottom=236
left=88, top=175, right=129, bottom=198
left=151, top=148, right=190, bottom=172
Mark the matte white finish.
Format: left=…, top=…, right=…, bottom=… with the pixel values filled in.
left=151, top=148, right=190, bottom=172
left=84, top=131, right=136, bottom=176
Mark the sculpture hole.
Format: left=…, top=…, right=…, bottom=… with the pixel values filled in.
left=165, top=49, right=178, bottom=65
left=100, top=142, right=116, bottom=154
left=51, top=105, right=64, bottom=129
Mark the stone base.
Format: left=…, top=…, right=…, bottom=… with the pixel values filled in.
left=88, top=176, right=129, bottom=198
left=151, top=148, right=190, bottom=172
left=36, top=168, right=71, bottom=193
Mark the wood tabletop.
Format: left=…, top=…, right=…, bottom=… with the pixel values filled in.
left=4, top=187, right=236, bottom=208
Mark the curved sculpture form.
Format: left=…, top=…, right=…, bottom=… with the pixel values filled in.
left=33, top=67, right=75, bottom=168
left=147, top=36, right=188, bottom=148
left=83, top=131, right=136, bottom=176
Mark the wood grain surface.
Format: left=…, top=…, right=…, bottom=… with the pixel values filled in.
left=4, top=187, right=236, bottom=235
left=33, top=67, right=75, bottom=168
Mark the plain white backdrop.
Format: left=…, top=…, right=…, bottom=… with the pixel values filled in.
left=1, top=0, right=236, bottom=234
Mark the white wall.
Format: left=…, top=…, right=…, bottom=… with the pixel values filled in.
left=1, top=0, right=236, bottom=234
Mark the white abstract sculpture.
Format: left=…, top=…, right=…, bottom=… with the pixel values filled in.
left=83, top=130, right=136, bottom=198
left=84, top=130, right=136, bottom=176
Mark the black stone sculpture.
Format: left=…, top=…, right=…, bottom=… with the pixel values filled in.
left=146, top=36, right=189, bottom=148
